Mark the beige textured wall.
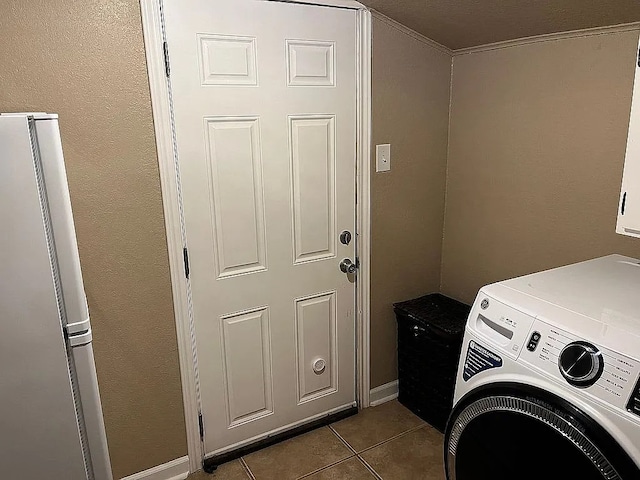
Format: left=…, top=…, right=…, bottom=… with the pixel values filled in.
left=441, top=30, right=640, bottom=305
left=0, top=1, right=187, bottom=478
left=370, top=17, right=452, bottom=388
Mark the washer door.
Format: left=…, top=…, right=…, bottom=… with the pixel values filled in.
left=445, top=385, right=640, bottom=480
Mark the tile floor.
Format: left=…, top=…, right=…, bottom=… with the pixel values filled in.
left=188, top=400, right=445, bottom=480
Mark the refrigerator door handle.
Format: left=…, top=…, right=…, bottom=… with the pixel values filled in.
left=68, top=328, right=93, bottom=348
left=67, top=317, right=91, bottom=336
left=67, top=317, right=93, bottom=347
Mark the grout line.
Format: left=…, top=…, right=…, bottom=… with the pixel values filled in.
left=356, top=423, right=427, bottom=455
left=239, top=457, right=256, bottom=480
left=328, top=425, right=358, bottom=455
left=296, top=454, right=357, bottom=479
left=296, top=426, right=359, bottom=478
left=357, top=455, right=383, bottom=480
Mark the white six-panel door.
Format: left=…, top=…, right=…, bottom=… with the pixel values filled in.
left=163, top=0, right=357, bottom=455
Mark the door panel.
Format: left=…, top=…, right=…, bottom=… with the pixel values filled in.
left=295, top=291, right=337, bottom=404
left=163, top=0, right=357, bottom=455
left=290, top=115, right=336, bottom=264
left=198, top=34, right=258, bottom=86
left=221, top=307, right=273, bottom=427
left=203, top=116, right=267, bottom=278
left=286, top=40, right=335, bottom=87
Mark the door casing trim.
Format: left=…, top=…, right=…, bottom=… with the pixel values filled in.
left=140, top=0, right=372, bottom=472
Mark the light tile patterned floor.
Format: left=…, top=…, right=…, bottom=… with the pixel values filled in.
left=188, top=400, right=445, bottom=480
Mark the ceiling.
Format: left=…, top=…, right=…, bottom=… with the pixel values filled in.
left=359, top=0, right=640, bottom=50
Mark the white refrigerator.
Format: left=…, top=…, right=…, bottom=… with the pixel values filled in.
left=0, top=113, right=113, bottom=480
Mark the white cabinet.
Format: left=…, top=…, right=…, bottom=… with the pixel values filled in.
left=617, top=36, right=640, bottom=238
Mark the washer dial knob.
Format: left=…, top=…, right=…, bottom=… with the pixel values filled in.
left=559, top=341, right=604, bottom=387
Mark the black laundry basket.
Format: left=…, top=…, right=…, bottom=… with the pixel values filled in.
left=394, top=294, right=470, bottom=432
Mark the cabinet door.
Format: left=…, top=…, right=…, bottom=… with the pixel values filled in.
left=617, top=36, right=640, bottom=238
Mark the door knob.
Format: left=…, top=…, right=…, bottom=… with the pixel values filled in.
left=340, top=258, right=357, bottom=274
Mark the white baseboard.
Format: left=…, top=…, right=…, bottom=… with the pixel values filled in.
left=369, top=380, right=399, bottom=407
left=120, top=456, right=190, bottom=480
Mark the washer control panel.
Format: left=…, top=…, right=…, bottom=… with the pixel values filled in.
left=520, top=319, right=640, bottom=412
left=558, top=341, right=604, bottom=388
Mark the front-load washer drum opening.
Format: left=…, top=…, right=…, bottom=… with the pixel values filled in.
left=445, top=390, right=640, bottom=480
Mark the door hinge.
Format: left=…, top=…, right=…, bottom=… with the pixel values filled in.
left=637, top=47, right=640, bottom=68
left=622, top=192, right=627, bottom=216
left=183, top=247, right=190, bottom=279
left=163, top=41, right=171, bottom=78
left=198, top=412, right=204, bottom=441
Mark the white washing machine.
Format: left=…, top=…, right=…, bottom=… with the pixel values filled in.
left=445, top=255, right=640, bottom=480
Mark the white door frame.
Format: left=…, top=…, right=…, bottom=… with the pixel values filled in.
left=139, top=0, right=371, bottom=472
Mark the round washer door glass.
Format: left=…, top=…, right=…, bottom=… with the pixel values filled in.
left=446, top=393, right=638, bottom=480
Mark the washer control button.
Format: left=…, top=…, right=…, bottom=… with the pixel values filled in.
left=527, top=331, right=542, bottom=352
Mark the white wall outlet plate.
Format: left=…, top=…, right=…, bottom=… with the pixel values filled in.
left=376, top=144, right=391, bottom=172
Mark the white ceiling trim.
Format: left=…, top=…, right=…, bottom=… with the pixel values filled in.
left=268, top=0, right=366, bottom=9
left=371, top=9, right=452, bottom=55
left=454, top=21, right=640, bottom=56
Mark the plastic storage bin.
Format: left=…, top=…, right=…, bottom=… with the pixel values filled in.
left=394, top=293, right=470, bottom=432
